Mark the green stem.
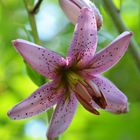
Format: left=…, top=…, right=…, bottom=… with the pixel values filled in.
left=102, top=0, right=140, bottom=70
left=23, top=0, right=46, bottom=85
left=31, top=0, right=43, bottom=14
left=47, top=108, right=54, bottom=122
left=54, top=136, right=60, bottom=140
left=23, top=0, right=41, bottom=44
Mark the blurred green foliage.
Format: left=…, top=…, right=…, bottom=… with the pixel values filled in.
left=0, top=0, right=140, bottom=140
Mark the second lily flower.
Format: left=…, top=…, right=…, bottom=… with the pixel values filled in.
left=59, top=0, right=103, bottom=30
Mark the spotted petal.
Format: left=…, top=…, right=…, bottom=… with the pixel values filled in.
left=47, top=93, right=78, bottom=140
left=13, top=39, right=66, bottom=79
left=8, top=82, right=64, bottom=120
left=92, top=75, right=128, bottom=114
left=87, top=31, right=132, bottom=74
left=68, top=7, right=97, bottom=67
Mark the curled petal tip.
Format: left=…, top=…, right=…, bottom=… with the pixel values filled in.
left=110, top=96, right=129, bottom=114
left=7, top=110, right=10, bottom=117
left=12, top=39, right=17, bottom=46
left=122, top=31, right=133, bottom=37
left=125, top=31, right=133, bottom=36
left=117, top=101, right=129, bottom=114
left=12, top=39, right=24, bottom=49
left=113, top=105, right=129, bottom=114
left=7, top=109, right=14, bottom=120
left=129, top=31, right=133, bottom=36
left=12, top=40, right=16, bottom=43
left=7, top=107, right=18, bottom=120
left=112, top=98, right=129, bottom=114
left=129, top=32, right=133, bottom=38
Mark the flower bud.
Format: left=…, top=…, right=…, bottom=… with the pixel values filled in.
left=59, top=0, right=103, bottom=30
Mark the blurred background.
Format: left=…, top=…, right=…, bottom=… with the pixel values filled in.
left=0, top=0, right=140, bottom=140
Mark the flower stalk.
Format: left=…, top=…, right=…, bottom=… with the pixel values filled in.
left=23, top=0, right=41, bottom=45
left=23, top=0, right=46, bottom=85
left=30, top=0, right=43, bottom=14
left=102, top=0, right=140, bottom=70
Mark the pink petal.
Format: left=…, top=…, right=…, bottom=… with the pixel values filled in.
left=67, top=7, right=97, bottom=68
left=87, top=31, right=132, bottom=74
left=8, top=82, right=64, bottom=120
left=92, top=75, right=128, bottom=114
left=47, top=93, right=78, bottom=140
left=12, top=39, right=66, bottom=79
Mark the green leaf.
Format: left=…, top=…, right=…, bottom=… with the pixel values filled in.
left=25, top=63, right=47, bottom=86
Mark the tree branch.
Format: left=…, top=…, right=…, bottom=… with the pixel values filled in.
left=31, top=0, right=43, bottom=14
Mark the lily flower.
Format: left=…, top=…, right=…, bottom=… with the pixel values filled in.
left=59, top=0, right=103, bottom=30
left=8, top=8, right=132, bottom=140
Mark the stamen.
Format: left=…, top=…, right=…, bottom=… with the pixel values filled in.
left=75, top=82, right=99, bottom=115
left=76, top=82, right=91, bottom=102
left=85, top=80, right=101, bottom=97
left=84, top=80, right=107, bottom=109
left=76, top=93, right=99, bottom=115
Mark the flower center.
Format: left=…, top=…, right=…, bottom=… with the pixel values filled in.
left=57, top=66, right=83, bottom=90
left=66, top=71, right=83, bottom=88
